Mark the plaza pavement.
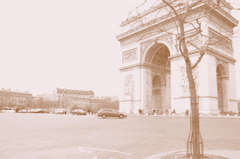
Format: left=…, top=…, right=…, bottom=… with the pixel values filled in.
left=1, top=113, right=240, bottom=159
left=133, top=113, right=240, bottom=159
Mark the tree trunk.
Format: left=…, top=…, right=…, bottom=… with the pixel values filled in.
left=179, top=23, right=203, bottom=158
left=185, top=58, right=203, bottom=158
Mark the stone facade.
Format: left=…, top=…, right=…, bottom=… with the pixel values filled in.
left=116, top=0, right=239, bottom=114
left=0, top=88, right=33, bottom=109
left=56, top=88, right=94, bottom=110
left=55, top=88, right=119, bottom=113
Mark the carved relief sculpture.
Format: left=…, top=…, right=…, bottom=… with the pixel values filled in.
left=209, top=29, right=232, bottom=52
left=180, top=66, right=199, bottom=94
left=124, top=74, right=134, bottom=98
left=152, top=89, right=161, bottom=95
left=122, top=48, right=137, bottom=63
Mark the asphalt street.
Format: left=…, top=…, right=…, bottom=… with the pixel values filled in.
left=0, top=113, right=240, bottom=159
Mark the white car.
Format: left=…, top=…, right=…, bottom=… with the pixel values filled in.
left=1, top=107, right=16, bottom=113
left=71, top=109, right=87, bottom=115
left=54, top=108, right=67, bottom=114
left=18, top=109, right=28, bottom=113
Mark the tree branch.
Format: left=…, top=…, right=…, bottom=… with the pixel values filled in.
left=162, top=0, right=181, bottom=22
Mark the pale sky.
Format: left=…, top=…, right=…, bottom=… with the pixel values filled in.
left=0, top=0, right=240, bottom=98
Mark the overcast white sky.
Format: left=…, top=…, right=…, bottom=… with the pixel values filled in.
left=0, top=0, right=240, bottom=98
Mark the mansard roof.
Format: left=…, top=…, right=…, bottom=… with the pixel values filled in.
left=56, top=88, right=95, bottom=96
left=0, top=89, right=33, bottom=97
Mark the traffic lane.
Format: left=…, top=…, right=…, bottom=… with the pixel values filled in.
left=1, top=114, right=240, bottom=158
left=0, top=114, right=187, bottom=158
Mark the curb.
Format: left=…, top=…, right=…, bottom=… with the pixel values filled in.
left=144, top=150, right=240, bottom=159
left=127, top=114, right=240, bottom=118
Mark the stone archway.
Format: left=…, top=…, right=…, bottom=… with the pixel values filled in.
left=144, top=43, right=171, bottom=114
left=216, top=64, right=229, bottom=112
left=152, top=75, right=163, bottom=114
left=145, top=43, right=171, bottom=68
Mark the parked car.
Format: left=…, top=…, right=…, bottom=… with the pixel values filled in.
left=97, top=109, right=127, bottom=119
left=38, top=109, right=50, bottom=113
left=54, top=108, right=67, bottom=114
left=18, top=109, right=28, bottom=113
left=0, top=107, right=16, bottom=113
left=71, top=109, right=87, bottom=115
left=30, top=109, right=50, bottom=113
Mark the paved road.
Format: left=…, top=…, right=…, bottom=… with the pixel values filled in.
left=0, top=113, right=240, bottom=159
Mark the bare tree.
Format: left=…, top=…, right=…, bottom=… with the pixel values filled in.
left=26, top=96, right=34, bottom=110
left=35, top=96, right=44, bottom=108
left=118, top=0, right=238, bottom=158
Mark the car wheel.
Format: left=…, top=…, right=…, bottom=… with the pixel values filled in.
left=102, top=114, right=106, bottom=119
left=119, top=114, right=124, bottom=119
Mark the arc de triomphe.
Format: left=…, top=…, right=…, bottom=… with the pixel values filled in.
left=116, top=1, right=238, bottom=114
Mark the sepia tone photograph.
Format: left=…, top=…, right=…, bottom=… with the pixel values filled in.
left=0, top=0, right=240, bottom=158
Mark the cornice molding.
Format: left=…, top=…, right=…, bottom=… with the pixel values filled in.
left=207, top=48, right=237, bottom=63
left=169, top=48, right=236, bottom=64
left=229, top=99, right=238, bottom=102
left=120, top=63, right=170, bottom=72
left=120, top=100, right=141, bottom=102
left=117, top=2, right=238, bottom=43
left=174, top=95, right=218, bottom=99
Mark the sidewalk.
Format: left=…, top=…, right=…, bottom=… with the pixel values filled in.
left=144, top=150, right=240, bottom=159
left=128, top=113, right=240, bottom=118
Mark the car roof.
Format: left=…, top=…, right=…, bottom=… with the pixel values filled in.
left=99, top=109, right=117, bottom=111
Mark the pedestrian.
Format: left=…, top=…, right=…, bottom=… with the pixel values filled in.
left=171, top=109, right=176, bottom=114
left=185, top=109, right=189, bottom=116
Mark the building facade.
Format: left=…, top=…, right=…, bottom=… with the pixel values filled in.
left=0, top=88, right=33, bottom=109
left=116, top=0, right=239, bottom=114
left=56, top=88, right=94, bottom=111
left=56, top=88, right=119, bottom=113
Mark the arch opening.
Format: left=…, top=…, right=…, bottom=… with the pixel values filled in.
left=152, top=75, right=163, bottom=114
left=145, top=43, right=171, bottom=68
left=144, top=43, right=171, bottom=115
left=216, top=64, right=228, bottom=112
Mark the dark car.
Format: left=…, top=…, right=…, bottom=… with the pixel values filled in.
left=71, top=109, right=87, bottom=115
left=97, top=109, right=127, bottom=119
left=38, top=109, right=50, bottom=113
